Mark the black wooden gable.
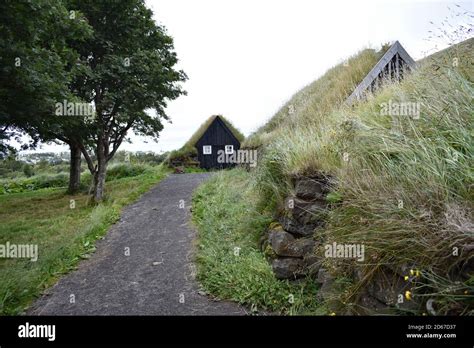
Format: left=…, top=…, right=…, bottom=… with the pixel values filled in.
left=194, top=116, right=241, bottom=169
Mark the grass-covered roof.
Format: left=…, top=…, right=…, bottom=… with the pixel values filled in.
left=166, top=115, right=245, bottom=164
left=184, top=115, right=245, bottom=148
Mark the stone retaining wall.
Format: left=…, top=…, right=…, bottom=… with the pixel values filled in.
left=260, top=174, right=421, bottom=314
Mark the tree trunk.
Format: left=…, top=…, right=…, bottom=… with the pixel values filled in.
left=93, top=141, right=107, bottom=202
left=67, top=143, right=82, bottom=194
left=93, top=163, right=107, bottom=202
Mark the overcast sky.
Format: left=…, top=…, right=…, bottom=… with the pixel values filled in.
left=20, top=0, right=473, bottom=154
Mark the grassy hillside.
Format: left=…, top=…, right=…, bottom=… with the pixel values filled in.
left=243, top=44, right=390, bottom=149
left=193, top=38, right=473, bottom=315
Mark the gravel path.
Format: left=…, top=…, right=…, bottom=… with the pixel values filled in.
left=29, top=173, right=247, bottom=315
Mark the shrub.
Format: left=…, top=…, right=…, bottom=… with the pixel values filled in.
left=28, top=173, right=69, bottom=189
left=22, top=164, right=34, bottom=177
left=0, top=173, right=68, bottom=194
left=106, top=163, right=150, bottom=181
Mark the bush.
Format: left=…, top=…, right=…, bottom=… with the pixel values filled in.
left=0, top=173, right=69, bottom=194
left=105, top=163, right=150, bottom=181
left=22, top=164, right=34, bottom=177
left=31, top=173, right=69, bottom=189
left=164, top=146, right=200, bottom=170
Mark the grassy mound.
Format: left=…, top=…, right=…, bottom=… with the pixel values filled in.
left=194, top=38, right=474, bottom=315
left=243, top=45, right=389, bottom=150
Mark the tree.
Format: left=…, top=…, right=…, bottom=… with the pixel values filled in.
left=67, top=0, right=187, bottom=201
left=0, top=0, right=93, bottom=192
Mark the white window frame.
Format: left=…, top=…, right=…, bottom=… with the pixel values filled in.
left=203, top=145, right=212, bottom=155
left=225, top=145, right=234, bottom=154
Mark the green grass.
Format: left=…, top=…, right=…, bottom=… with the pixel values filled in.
left=192, top=169, right=323, bottom=315
left=255, top=39, right=473, bottom=314
left=182, top=167, right=208, bottom=174
left=0, top=165, right=169, bottom=315
left=315, top=51, right=474, bottom=314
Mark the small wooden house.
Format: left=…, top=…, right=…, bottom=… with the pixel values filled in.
left=190, top=115, right=244, bottom=169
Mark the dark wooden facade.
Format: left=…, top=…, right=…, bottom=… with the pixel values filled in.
left=195, top=116, right=241, bottom=169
